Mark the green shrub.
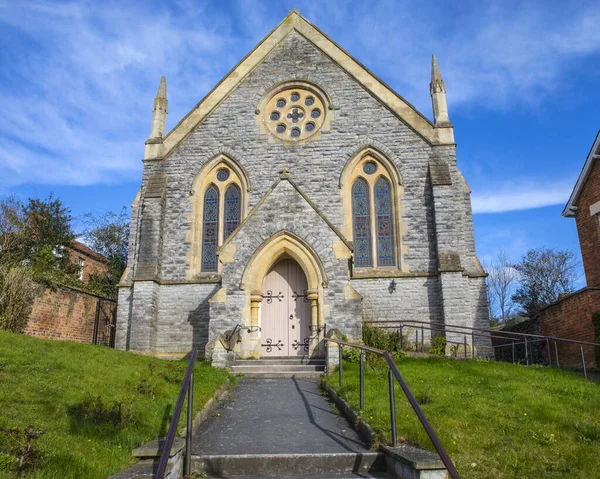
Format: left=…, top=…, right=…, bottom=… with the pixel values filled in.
left=429, top=335, right=446, bottom=356
left=0, top=266, right=35, bottom=333
left=0, top=425, right=44, bottom=473
left=67, top=395, right=135, bottom=427
left=342, top=347, right=361, bottom=363
left=363, top=322, right=403, bottom=352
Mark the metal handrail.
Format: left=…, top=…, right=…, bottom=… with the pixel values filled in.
left=156, top=348, right=197, bottom=478
left=369, top=319, right=600, bottom=348
left=370, top=320, right=598, bottom=377
left=324, top=338, right=461, bottom=479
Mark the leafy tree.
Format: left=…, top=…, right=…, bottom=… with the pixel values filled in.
left=81, top=208, right=129, bottom=297
left=0, top=195, right=75, bottom=272
left=511, top=248, right=579, bottom=318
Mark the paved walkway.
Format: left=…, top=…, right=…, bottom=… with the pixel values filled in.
left=193, top=378, right=369, bottom=455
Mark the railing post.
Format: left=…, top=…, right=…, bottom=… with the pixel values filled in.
left=185, top=373, right=193, bottom=476
left=399, top=325, right=403, bottom=350
left=546, top=338, right=551, bottom=366
left=415, top=330, right=418, bottom=352
left=554, top=341, right=560, bottom=368
left=525, top=337, right=529, bottom=365
left=339, top=344, right=343, bottom=387
left=463, top=336, right=467, bottom=359
left=471, top=332, right=475, bottom=358
left=421, top=326, right=424, bottom=352
left=512, top=340, right=515, bottom=364
left=388, top=368, right=397, bottom=447
left=580, top=346, right=588, bottom=380
left=359, top=350, right=365, bottom=411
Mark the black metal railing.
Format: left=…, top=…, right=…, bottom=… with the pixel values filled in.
left=156, top=348, right=197, bottom=478
left=367, top=319, right=600, bottom=380
left=324, top=338, right=461, bottom=479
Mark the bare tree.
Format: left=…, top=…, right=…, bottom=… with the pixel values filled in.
left=487, top=250, right=517, bottom=322
left=511, top=248, right=579, bottom=318
left=482, top=256, right=497, bottom=322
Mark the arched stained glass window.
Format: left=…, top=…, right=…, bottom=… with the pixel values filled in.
left=201, top=184, right=219, bottom=272
left=352, top=178, right=372, bottom=268
left=374, top=177, right=394, bottom=267
left=224, top=184, right=241, bottom=240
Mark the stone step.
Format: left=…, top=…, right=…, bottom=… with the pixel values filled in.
left=192, top=452, right=387, bottom=477
left=234, top=358, right=326, bottom=366
left=231, top=371, right=324, bottom=379
left=206, top=473, right=392, bottom=479
left=230, top=364, right=325, bottom=374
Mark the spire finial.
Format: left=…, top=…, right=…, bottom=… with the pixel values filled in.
left=429, top=54, right=451, bottom=127
left=157, top=76, right=167, bottom=99
left=430, top=54, right=445, bottom=95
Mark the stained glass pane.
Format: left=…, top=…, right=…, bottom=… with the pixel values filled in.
left=201, top=184, right=219, bottom=272
left=224, top=183, right=241, bottom=240
left=352, top=178, right=372, bottom=268
left=374, top=177, right=395, bottom=267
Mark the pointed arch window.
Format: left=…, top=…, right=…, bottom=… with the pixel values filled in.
left=374, top=177, right=394, bottom=267
left=352, top=178, right=373, bottom=268
left=344, top=152, right=400, bottom=270
left=224, top=184, right=241, bottom=240
left=193, top=158, right=248, bottom=275
left=202, top=185, right=219, bottom=272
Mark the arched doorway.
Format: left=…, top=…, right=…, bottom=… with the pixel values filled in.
left=261, top=258, right=311, bottom=357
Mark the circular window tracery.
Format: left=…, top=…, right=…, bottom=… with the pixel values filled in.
left=261, top=84, right=328, bottom=142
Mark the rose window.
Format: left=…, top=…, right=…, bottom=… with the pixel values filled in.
left=259, top=83, right=330, bottom=143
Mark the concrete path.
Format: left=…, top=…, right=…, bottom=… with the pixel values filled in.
left=193, top=378, right=370, bottom=455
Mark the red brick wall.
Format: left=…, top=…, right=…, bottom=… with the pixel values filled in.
left=575, top=159, right=600, bottom=287
left=24, top=283, right=115, bottom=343
left=540, top=287, right=600, bottom=369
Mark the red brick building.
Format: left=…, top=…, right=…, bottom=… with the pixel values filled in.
left=67, top=240, right=110, bottom=284
left=540, top=131, right=600, bottom=368
left=24, top=241, right=115, bottom=345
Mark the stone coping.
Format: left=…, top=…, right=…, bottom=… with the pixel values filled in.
left=321, top=381, right=446, bottom=472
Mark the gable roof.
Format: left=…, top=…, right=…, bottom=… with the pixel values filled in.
left=150, top=10, right=453, bottom=161
left=563, top=130, right=600, bottom=217
left=218, top=170, right=353, bottom=253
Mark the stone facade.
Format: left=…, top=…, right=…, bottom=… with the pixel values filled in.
left=116, top=12, right=490, bottom=362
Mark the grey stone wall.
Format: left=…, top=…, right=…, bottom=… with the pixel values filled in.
left=117, top=29, right=490, bottom=358
left=215, top=178, right=362, bottom=341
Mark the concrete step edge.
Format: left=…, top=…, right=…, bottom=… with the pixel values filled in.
left=192, top=452, right=386, bottom=476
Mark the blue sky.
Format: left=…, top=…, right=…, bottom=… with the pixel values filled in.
left=1, top=0, right=599, bottom=281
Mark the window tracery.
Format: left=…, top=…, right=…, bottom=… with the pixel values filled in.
left=256, top=82, right=333, bottom=144
left=190, top=155, right=248, bottom=277
left=342, top=149, right=404, bottom=271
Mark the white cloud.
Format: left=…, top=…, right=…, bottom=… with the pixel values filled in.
left=304, top=0, right=600, bottom=114
left=1, top=0, right=599, bottom=189
left=472, top=180, right=574, bottom=214
left=0, top=1, right=236, bottom=187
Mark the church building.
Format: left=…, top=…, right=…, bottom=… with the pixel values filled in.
left=115, top=11, right=490, bottom=363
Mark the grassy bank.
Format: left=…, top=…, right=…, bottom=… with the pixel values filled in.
left=325, top=356, right=600, bottom=478
left=0, top=331, right=231, bottom=478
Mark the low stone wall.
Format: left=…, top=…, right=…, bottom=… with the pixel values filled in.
left=539, top=287, right=600, bottom=370
left=24, top=283, right=116, bottom=344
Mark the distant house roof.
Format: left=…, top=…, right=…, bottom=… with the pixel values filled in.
left=563, top=130, right=600, bottom=217
left=70, top=240, right=109, bottom=264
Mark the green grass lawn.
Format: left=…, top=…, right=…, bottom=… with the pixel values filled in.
left=0, top=331, right=231, bottom=479
left=325, top=356, right=600, bottom=479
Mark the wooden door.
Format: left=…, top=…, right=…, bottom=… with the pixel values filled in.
left=261, top=259, right=311, bottom=357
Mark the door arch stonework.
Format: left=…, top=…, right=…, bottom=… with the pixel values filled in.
left=240, top=231, right=327, bottom=358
